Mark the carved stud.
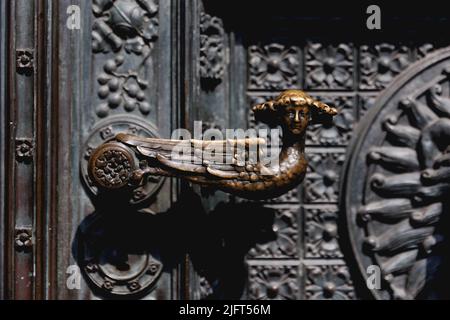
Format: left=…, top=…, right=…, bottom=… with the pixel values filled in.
left=364, top=236, right=378, bottom=251
left=127, top=281, right=141, bottom=292
left=322, top=282, right=337, bottom=298
left=421, top=235, right=438, bottom=254
left=15, top=138, right=34, bottom=163
left=357, top=208, right=372, bottom=223
left=147, top=263, right=160, bottom=276
left=16, top=49, right=34, bottom=73
left=370, top=173, right=385, bottom=189
left=442, top=66, right=450, bottom=75
left=85, top=263, right=98, bottom=273
left=399, top=98, right=413, bottom=109
left=14, top=228, right=33, bottom=252
left=100, top=126, right=114, bottom=140
left=102, top=280, right=115, bottom=291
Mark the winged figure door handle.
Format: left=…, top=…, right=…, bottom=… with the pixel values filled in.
left=87, top=90, right=337, bottom=200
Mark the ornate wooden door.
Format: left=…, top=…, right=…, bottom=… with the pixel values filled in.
left=1, top=0, right=449, bottom=300
left=2, top=0, right=181, bottom=300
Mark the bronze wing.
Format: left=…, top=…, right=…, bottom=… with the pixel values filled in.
left=115, top=133, right=276, bottom=185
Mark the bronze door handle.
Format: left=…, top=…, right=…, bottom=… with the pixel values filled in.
left=87, top=90, right=337, bottom=200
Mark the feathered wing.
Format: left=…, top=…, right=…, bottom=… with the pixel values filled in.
left=116, top=133, right=276, bottom=182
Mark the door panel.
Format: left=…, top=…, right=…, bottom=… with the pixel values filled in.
left=2, top=0, right=183, bottom=301
left=53, top=0, right=178, bottom=299
left=186, top=1, right=450, bottom=300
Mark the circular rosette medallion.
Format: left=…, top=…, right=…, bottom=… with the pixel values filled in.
left=81, top=115, right=164, bottom=205
left=342, top=48, right=450, bottom=299
left=74, top=212, right=163, bottom=298
left=84, top=253, right=162, bottom=297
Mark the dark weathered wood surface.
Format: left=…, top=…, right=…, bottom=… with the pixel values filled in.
left=2, top=0, right=450, bottom=300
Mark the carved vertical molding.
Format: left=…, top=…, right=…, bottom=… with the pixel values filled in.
left=88, top=0, right=161, bottom=198
left=199, top=12, right=225, bottom=87
left=0, top=0, right=6, bottom=299
left=91, top=0, right=159, bottom=118
left=6, top=0, right=39, bottom=300
left=79, top=0, right=165, bottom=298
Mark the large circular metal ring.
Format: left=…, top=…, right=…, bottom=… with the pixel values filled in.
left=341, top=47, right=450, bottom=300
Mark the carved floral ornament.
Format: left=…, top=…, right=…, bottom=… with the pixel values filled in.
left=199, top=13, right=225, bottom=83
left=249, top=265, right=298, bottom=300
left=92, top=0, right=158, bottom=54
left=15, top=138, right=34, bottom=162
left=306, top=265, right=354, bottom=300
left=305, top=43, right=353, bottom=90
left=16, top=49, right=34, bottom=72
left=92, top=0, right=158, bottom=118
left=342, top=48, right=450, bottom=300
left=305, top=206, right=343, bottom=259
left=305, top=152, right=345, bottom=203
left=360, top=43, right=413, bottom=90
left=14, top=228, right=33, bottom=252
left=249, top=44, right=299, bottom=90
left=307, top=96, right=355, bottom=146
left=248, top=207, right=298, bottom=258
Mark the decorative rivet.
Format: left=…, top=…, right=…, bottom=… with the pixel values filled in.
left=15, top=138, right=34, bottom=163
left=133, top=188, right=145, bottom=200
left=127, top=281, right=141, bottom=292
left=100, top=126, right=114, bottom=140
left=102, top=280, right=114, bottom=291
left=322, top=281, right=336, bottom=298
left=85, top=263, right=98, bottom=273
left=84, top=146, right=94, bottom=160
left=147, top=263, right=159, bottom=275
left=16, top=49, right=34, bottom=72
left=14, top=228, right=33, bottom=252
left=266, top=284, right=279, bottom=299
left=128, top=126, right=139, bottom=135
